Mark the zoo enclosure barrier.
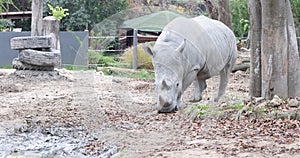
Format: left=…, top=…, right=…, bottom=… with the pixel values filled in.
left=1, top=32, right=299, bottom=69
left=88, top=29, right=158, bottom=69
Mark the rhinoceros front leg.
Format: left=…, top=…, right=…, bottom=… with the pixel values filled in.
left=190, top=79, right=207, bottom=102
left=214, top=67, right=230, bottom=102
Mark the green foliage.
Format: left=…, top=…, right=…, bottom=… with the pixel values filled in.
left=62, top=65, right=88, bottom=71
left=291, top=0, right=300, bottom=36
left=43, top=0, right=128, bottom=31
left=0, top=19, right=14, bottom=31
left=240, top=19, right=249, bottom=33
left=0, top=0, right=17, bottom=13
left=129, top=69, right=154, bottom=79
left=230, top=0, right=249, bottom=37
left=196, top=104, right=211, bottom=117
left=228, top=103, right=244, bottom=110
left=192, top=103, right=245, bottom=118
left=230, top=0, right=300, bottom=37
left=102, top=68, right=154, bottom=79
left=1, top=65, right=13, bottom=69
left=0, top=0, right=17, bottom=31
left=47, top=4, right=69, bottom=20
left=88, top=52, right=118, bottom=67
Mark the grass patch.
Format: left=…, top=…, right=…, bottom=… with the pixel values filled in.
left=1, top=66, right=13, bottom=69
left=197, top=104, right=211, bottom=117
left=227, top=103, right=244, bottom=110
left=100, top=67, right=154, bottom=79
left=62, top=65, right=89, bottom=71
left=128, top=69, right=155, bottom=79
left=191, top=102, right=247, bottom=119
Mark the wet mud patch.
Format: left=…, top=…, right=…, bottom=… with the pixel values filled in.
left=0, top=119, right=117, bottom=158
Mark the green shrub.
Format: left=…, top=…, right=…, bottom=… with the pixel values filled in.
left=0, top=19, right=14, bottom=32
left=47, top=4, right=69, bottom=20
left=121, top=43, right=154, bottom=69
left=88, top=52, right=118, bottom=67
left=230, top=0, right=249, bottom=37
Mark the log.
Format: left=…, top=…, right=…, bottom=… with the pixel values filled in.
left=232, top=51, right=250, bottom=72
left=232, top=62, right=250, bottom=72
left=10, top=36, right=52, bottom=50
left=19, top=49, right=61, bottom=66
left=12, top=58, right=54, bottom=71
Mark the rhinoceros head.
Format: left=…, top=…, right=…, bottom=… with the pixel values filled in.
left=144, top=40, right=185, bottom=113
left=154, top=69, right=182, bottom=113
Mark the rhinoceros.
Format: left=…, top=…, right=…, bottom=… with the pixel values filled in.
left=144, top=15, right=237, bottom=113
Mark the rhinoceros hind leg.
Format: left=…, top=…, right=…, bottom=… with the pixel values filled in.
left=190, top=79, right=207, bottom=102
left=214, top=66, right=230, bottom=102
left=215, top=53, right=237, bottom=102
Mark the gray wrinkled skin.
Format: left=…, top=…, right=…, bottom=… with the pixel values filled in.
left=145, top=15, right=237, bottom=113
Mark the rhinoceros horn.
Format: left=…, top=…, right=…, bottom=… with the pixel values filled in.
left=161, top=79, right=170, bottom=90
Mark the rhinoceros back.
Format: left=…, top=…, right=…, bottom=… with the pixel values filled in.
left=162, top=16, right=236, bottom=76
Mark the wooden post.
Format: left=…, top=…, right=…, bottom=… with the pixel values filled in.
left=31, top=0, right=43, bottom=36
left=132, top=29, right=138, bottom=69
left=43, top=16, right=61, bottom=67
left=43, top=16, right=60, bottom=50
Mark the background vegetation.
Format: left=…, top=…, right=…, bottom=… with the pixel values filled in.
left=2, top=0, right=299, bottom=36
left=1, top=0, right=299, bottom=74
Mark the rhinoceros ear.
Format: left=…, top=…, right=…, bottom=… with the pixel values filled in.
left=142, top=45, right=155, bottom=57
left=176, top=39, right=186, bottom=53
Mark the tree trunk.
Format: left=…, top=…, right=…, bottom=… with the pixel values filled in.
left=203, top=0, right=218, bottom=20
left=204, top=0, right=232, bottom=29
left=248, top=0, right=262, bottom=97
left=261, top=0, right=289, bottom=99
left=217, top=0, right=232, bottom=29
left=249, top=0, right=300, bottom=99
left=286, top=0, right=300, bottom=97
left=31, top=0, right=43, bottom=36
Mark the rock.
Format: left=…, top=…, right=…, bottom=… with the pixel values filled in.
left=12, top=83, right=24, bottom=92
left=269, top=95, right=283, bottom=107
left=252, top=97, right=265, bottom=103
left=288, top=99, right=299, bottom=108
left=270, top=109, right=300, bottom=120
left=99, top=145, right=118, bottom=158
left=256, top=101, right=267, bottom=109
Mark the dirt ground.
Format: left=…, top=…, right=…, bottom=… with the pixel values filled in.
left=0, top=69, right=300, bottom=158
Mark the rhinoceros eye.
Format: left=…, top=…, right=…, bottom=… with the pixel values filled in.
left=176, top=82, right=179, bottom=87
